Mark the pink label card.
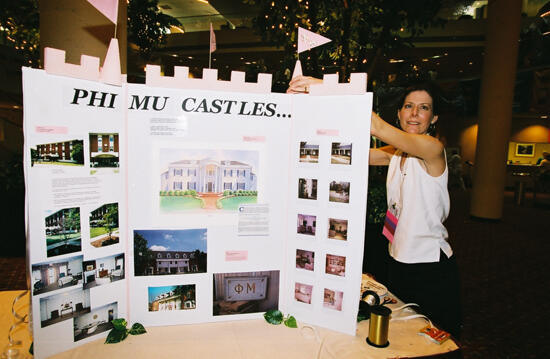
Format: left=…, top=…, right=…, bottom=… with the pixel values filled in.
left=225, top=250, right=248, bottom=261
left=243, top=136, right=266, bottom=142
left=35, top=126, right=68, bottom=134
left=316, top=129, right=339, bottom=136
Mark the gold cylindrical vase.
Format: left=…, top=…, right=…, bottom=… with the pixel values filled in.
left=366, top=305, right=391, bottom=348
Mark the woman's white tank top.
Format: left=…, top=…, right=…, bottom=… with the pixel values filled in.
left=386, top=151, right=452, bottom=263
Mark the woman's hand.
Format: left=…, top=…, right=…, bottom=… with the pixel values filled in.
left=370, top=111, right=383, bottom=138
left=287, top=76, right=323, bottom=94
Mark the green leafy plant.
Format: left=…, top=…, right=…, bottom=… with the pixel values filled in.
left=366, top=182, right=387, bottom=224
left=263, top=309, right=297, bottom=328
left=105, top=319, right=146, bottom=344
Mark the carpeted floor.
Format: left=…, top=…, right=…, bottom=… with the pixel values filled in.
left=1, top=190, right=549, bottom=358
left=446, top=190, right=550, bottom=358
left=0, top=257, right=26, bottom=291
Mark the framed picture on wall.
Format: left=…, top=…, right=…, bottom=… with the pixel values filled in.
left=515, top=143, right=535, bottom=157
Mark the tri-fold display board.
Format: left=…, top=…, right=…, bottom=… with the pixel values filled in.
left=23, top=63, right=372, bottom=358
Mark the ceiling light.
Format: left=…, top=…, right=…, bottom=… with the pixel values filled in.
left=540, top=10, right=550, bottom=17
left=169, top=26, right=185, bottom=34
left=389, top=59, right=404, bottom=63
left=197, top=0, right=209, bottom=4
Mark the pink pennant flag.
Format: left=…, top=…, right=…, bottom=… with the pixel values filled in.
left=292, top=60, right=303, bottom=79
left=210, top=23, right=217, bottom=53
left=87, top=0, right=119, bottom=24
left=100, top=38, right=122, bottom=86
left=297, top=27, right=331, bottom=53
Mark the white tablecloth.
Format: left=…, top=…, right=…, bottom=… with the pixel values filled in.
left=1, top=289, right=458, bottom=359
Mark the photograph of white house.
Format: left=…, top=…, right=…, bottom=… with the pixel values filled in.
left=73, top=302, right=117, bottom=342
left=39, top=288, right=90, bottom=328
left=331, top=142, right=352, bottom=165
left=159, top=148, right=259, bottom=211
left=82, top=253, right=124, bottom=289
left=32, top=255, right=83, bottom=296
left=299, top=141, right=319, bottom=163
left=148, top=285, right=196, bottom=312
left=133, top=229, right=207, bottom=276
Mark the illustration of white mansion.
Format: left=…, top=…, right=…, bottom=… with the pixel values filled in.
left=161, top=158, right=257, bottom=193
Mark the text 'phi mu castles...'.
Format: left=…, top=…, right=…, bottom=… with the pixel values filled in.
left=70, top=88, right=289, bottom=119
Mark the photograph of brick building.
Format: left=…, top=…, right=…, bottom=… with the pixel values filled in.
left=89, top=203, right=119, bottom=248
left=30, top=139, right=84, bottom=166
left=45, top=207, right=81, bottom=257
left=89, top=133, right=119, bottom=167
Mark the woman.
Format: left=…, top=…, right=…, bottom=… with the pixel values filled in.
left=289, top=77, right=462, bottom=338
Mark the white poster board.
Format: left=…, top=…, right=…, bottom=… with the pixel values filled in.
left=23, top=68, right=127, bottom=358
left=23, top=64, right=372, bottom=359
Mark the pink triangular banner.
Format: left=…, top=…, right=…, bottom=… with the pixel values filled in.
left=210, top=23, right=217, bottom=53
left=100, top=38, right=122, bottom=86
left=87, top=0, right=119, bottom=24
left=297, top=27, right=331, bottom=53
left=292, top=60, right=303, bottom=78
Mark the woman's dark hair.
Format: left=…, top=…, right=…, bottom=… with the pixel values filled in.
left=398, top=82, right=442, bottom=116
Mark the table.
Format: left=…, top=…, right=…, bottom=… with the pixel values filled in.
left=1, top=287, right=459, bottom=359
left=507, top=164, right=538, bottom=205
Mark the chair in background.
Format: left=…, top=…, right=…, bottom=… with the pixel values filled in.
left=533, top=169, right=550, bottom=206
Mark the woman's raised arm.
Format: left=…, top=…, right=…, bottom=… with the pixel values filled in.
left=370, top=112, right=446, bottom=176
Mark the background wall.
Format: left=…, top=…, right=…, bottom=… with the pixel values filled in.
left=507, top=141, right=550, bottom=164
